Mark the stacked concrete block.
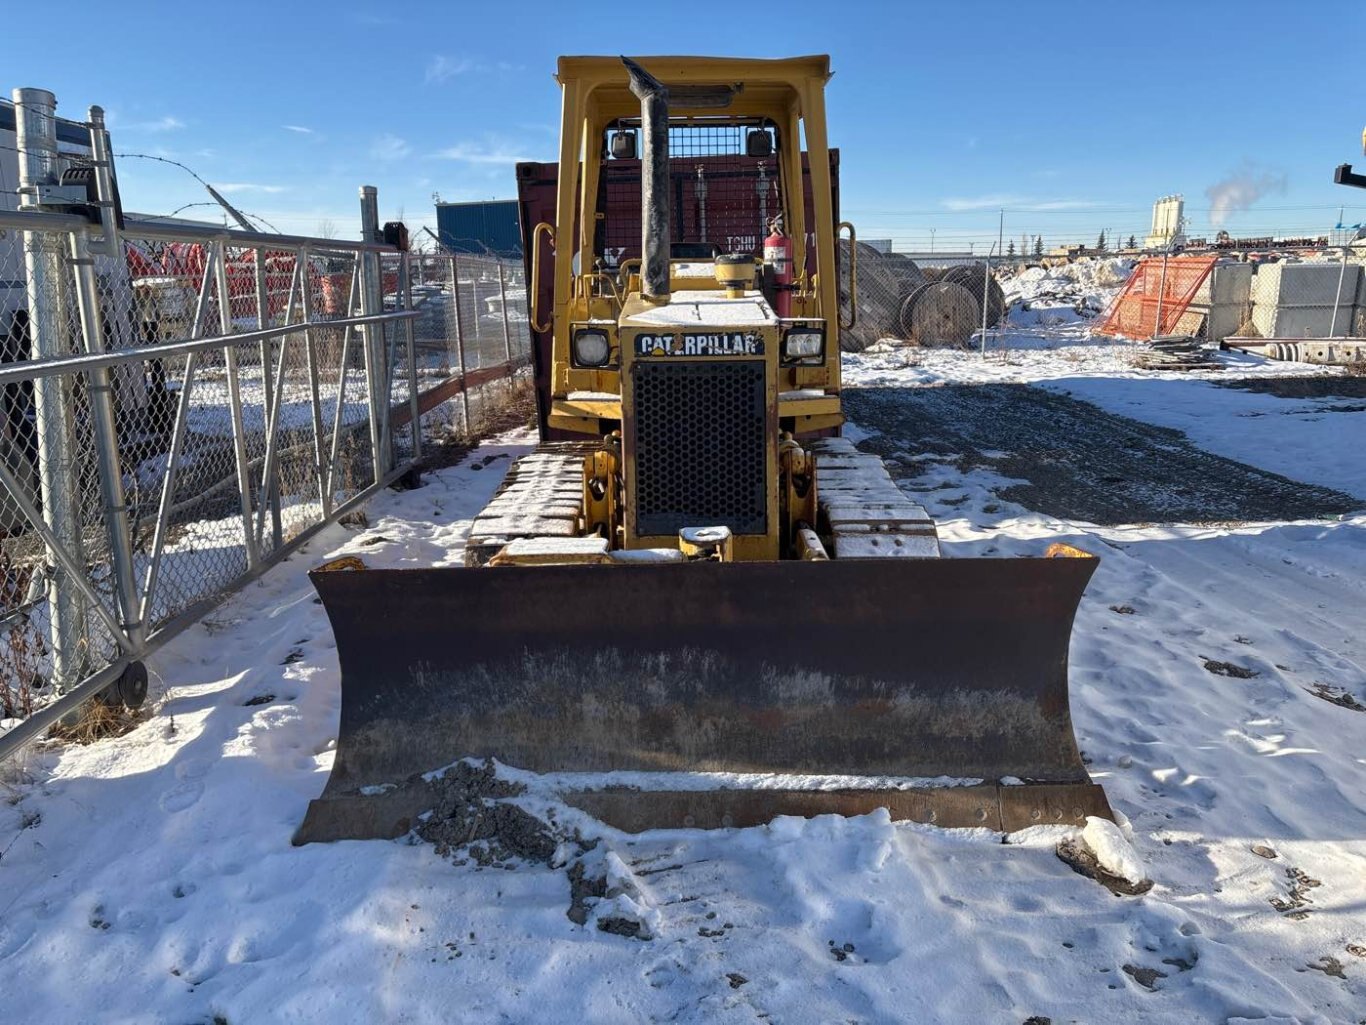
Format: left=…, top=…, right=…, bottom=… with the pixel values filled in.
left=1177, top=261, right=1254, bottom=340
left=1250, top=261, right=1361, bottom=338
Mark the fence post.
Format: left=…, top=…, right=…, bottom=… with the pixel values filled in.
left=87, top=106, right=145, bottom=427
left=13, top=86, right=87, bottom=692
left=1329, top=246, right=1349, bottom=337
left=357, top=186, right=389, bottom=480
left=68, top=228, right=144, bottom=654
left=498, top=260, right=514, bottom=375
left=84, top=106, right=121, bottom=260
left=401, top=252, right=422, bottom=461
left=450, top=254, right=472, bottom=436
left=979, top=250, right=992, bottom=357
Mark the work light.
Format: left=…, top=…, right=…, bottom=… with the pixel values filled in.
left=572, top=328, right=611, bottom=367
left=783, top=327, right=824, bottom=361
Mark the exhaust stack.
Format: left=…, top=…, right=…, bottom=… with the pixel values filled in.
left=623, top=57, right=670, bottom=303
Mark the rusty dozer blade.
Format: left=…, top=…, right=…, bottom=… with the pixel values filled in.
left=295, top=551, right=1111, bottom=844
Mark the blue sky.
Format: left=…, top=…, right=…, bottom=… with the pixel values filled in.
left=11, top=0, right=1364, bottom=250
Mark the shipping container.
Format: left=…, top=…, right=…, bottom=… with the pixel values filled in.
left=435, top=200, right=522, bottom=257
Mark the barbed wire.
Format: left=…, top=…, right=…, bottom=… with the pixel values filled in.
left=113, top=151, right=216, bottom=190
left=109, top=153, right=283, bottom=233
left=155, top=201, right=283, bottom=234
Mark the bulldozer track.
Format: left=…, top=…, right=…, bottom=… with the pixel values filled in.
left=464, top=442, right=598, bottom=565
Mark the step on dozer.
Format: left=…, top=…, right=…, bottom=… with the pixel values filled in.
left=294, top=55, right=1111, bottom=845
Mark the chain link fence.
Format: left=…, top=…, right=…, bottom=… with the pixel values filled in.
left=1, top=216, right=531, bottom=749
left=839, top=240, right=1007, bottom=352
left=839, top=238, right=1366, bottom=358
left=398, top=252, right=533, bottom=441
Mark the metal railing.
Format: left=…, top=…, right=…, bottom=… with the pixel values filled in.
left=0, top=91, right=533, bottom=759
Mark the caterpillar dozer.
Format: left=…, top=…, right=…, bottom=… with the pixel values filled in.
left=294, top=56, right=1112, bottom=844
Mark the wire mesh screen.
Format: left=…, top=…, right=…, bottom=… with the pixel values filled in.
left=0, top=206, right=538, bottom=732
left=405, top=252, right=533, bottom=437
left=0, top=226, right=387, bottom=720
left=600, top=122, right=783, bottom=265
left=3, top=228, right=124, bottom=709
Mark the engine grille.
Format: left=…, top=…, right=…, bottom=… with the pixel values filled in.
left=631, top=360, right=768, bottom=537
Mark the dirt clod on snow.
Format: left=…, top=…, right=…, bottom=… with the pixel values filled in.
left=1122, top=964, right=1167, bottom=990
left=1056, top=836, right=1154, bottom=897
left=1202, top=659, right=1259, bottom=679
left=416, top=761, right=556, bottom=866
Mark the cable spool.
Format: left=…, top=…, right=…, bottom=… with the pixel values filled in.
left=838, top=243, right=926, bottom=351
left=897, top=281, right=933, bottom=340
left=942, top=264, right=1006, bottom=328
left=904, top=281, right=979, bottom=348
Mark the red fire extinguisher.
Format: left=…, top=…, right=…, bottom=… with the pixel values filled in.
left=763, top=215, right=793, bottom=319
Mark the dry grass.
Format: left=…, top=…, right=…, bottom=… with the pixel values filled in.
left=1, top=621, right=43, bottom=721
left=47, top=695, right=147, bottom=746
left=421, top=379, right=537, bottom=471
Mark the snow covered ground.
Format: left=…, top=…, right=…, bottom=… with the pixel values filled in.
left=845, top=341, right=1366, bottom=500
left=1, top=345, right=1364, bottom=1024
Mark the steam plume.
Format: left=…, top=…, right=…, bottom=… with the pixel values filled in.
left=1205, top=164, right=1287, bottom=227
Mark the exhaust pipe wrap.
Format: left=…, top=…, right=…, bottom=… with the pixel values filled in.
left=623, top=57, right=670, bottom=302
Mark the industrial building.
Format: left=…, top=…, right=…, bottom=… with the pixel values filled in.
left=434, top=199, right=522, bottom=257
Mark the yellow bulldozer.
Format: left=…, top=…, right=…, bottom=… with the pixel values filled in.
left=295, top=56, right=1111, bottom=844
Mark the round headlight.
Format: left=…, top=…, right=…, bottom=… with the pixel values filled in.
left=573, top=329, right=611, bottom=367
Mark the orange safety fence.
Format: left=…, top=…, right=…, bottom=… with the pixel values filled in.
left=1098, top=255, right=1218, bottom=339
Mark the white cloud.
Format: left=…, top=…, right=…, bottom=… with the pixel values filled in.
left=941, top=194, right=1099, bottom=212
left=214, top=182, right=289, bottom=195
left=121, top=115, right=185, bottom=133
left=424, top=56, right=522, bottom=84
left=1027, top=199, right=1103, bottom=211
left=432, top=142, right=534, bottom=166
left=282, top=125, right=314, bottom=135
left=425, top=55, right=475, bottom=84
left=371, top=134, right=412, bottom=162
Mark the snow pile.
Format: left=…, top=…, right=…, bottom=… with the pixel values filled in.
left=1081, top=815, right=1148, bottom=886
left=1001, top=255, right=1134, bottom=306
left=588, top=851, right=661, bottom=940
left=996, top=256, right=1135, bottom=332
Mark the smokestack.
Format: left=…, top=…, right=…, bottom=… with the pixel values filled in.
left=623, top=57, right=670, bottom=303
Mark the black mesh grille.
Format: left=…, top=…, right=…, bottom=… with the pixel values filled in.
left=631, top=361, right=767, bottom=537
left=601, top=123, right=782, bottom=261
